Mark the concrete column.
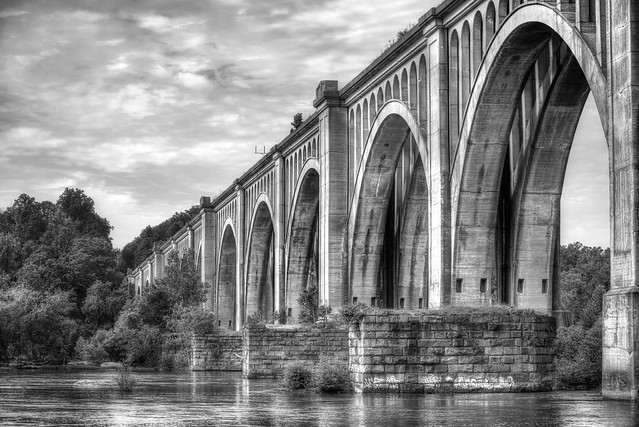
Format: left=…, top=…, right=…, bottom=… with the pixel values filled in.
left=199, top=197, right=216, bottom=312
left=314, top=81, right=348, bottom=308
left=152, top=244, right=163, bottom=281
left=272, top=151, right=285, bottom=319
left=426, top=26, right=451, bottom=308
left=602, top=0, right=639, bottom=401
left=235, top=183, right=246, bottom=329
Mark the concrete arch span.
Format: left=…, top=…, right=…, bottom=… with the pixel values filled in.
left=245, top=195, right=276, bottom=322
left=285, top=160, right=320, bottom=323
left=348, top=100, right=430, bottom=308
left=451, top=3, right=609, bottom=310
left=217, top=221, right=237, bottom=329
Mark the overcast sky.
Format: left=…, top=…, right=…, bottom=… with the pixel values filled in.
left=0, top=0, right=609, bottom=250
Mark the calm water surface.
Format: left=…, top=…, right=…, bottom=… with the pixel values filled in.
left=0, top=371, right=637, bottom=426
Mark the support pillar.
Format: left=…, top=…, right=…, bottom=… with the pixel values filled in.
left=272, top=151, right=286, bottom=320
left=199, top=197, right=216, bottom=312
left=235, top=183, right=246, bottom=330
left=314, top=81, right=348, bottom=308
left=602, top=0, right=639, bottom=401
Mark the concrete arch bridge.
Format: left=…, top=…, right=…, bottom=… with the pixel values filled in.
left=129, top=0, right=639, bottom=399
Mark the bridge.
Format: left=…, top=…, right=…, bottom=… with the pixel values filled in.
left=129, top=0, right=639, bottom=400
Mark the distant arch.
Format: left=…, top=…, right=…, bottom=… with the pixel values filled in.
left=217, top=221, right=237, bottom=329
left=245, top=197, right=276, bottom=320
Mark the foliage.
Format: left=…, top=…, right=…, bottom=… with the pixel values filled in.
left=298, top=283, right=319, bottom=324
left=120, top=206, right=200, bottom=270
left=246, top=310, right=284, bottom=325
left=313, top=355, right=350, bottom=393
left=282, top=363, right=313, bottom=390
left=555, top=319, right=603, bottom=389
left=555, top=242, right=609, bottom=389
left=0, top=285, right=78, bottom=363
left=336, top=303, right=370, bottom=325
left=290, top=113, right=303, bottom=132
left=75, top=330, right=109, bottom=365
left=113, top=365, right=136, bottom=392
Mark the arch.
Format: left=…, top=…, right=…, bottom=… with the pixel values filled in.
left=363, top=98, right=370, bottom=144
left=451, top=3, right=608, bottom=309
left=392, top=75, right=400, bottom=99
left=348, top=100, right=429, bottom=308
left=312, top=138, right=317, bottom=158
left=473, top=12, right=484, bottom=77
left=377, top=87, right=385, bottom=109
left=303, top=146, right=307, bottom=162
left=285, top=163, right=320, bottom=323
left=498, top=0, right=509, bottom=26
left=385, top=81, right=392, bottom=101
left=486, top=2, right=496, bottom=41
left=461, top=21, right=471, bottom=112
left=401, top=69, right=409, bottom=102
left=370, top=93, right=377, bottom=122
left=245, top=196, right=276, bottom=320
left=217, top=222, right=237, bottom=329
left=409, top=62, right=418, bottom=114
left=349, top=109, right=355, bottom=180
left=356, top=104, right=362, bottom=166
left=418, top=55, right=428, bottom=133
left=449, top=30, right=460, bottom=156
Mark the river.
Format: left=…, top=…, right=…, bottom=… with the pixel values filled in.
left=0, top=371, right=637, bottom=426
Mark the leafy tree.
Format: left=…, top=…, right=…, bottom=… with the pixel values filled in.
left=0, top=285, right=78, bottom=363
left=57, top=188, right=111, bottom=239
left=556, top=242, right=609, bottom=389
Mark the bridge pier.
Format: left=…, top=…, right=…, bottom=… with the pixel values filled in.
left=601, top=0, right=639, bottom=401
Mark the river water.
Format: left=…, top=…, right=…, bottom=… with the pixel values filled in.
left=0, top=371, right=637, bottom=426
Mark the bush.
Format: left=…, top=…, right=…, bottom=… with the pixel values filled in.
left=282, top=363, right=314, bottom=389
left=313, top=355, right=349, bottom=393
left=555, top=318, right=602, bottom=389
left=75, top=329, right=108, bottom=364
left=336, top=303, right=370, bottom=325
left=113, top=365, right=136, bottom=392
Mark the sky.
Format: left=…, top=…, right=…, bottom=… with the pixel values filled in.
left=0, top=0, right=609, bottom=250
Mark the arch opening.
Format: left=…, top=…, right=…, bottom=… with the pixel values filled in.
left=217, top=225, right=237, bottom=329
left=452, top=13, right=609, bottom=318
left=246, top=202, right=275, bottom=321
left=349, top=108, right=429, bottom=309
left=285, top=168, right=320, bottom=323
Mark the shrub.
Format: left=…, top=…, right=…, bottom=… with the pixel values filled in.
left=336, top=303, right=370, bottom=325
left=113, top=364, right=136, bottom=392
left=313, top=355, right=349, bottom=393
left=282, top=363, right=314, bottom=390
left=555, top=318, right=602, bottom=389
left=298, top=283, right=319, bottom=324
left=74, top=330, right=108, bottom=364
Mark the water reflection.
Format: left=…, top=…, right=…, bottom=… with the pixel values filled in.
left=0, top=371, right=637, bottom=426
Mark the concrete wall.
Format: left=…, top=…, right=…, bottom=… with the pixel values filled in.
left=191, top=330, right=243, bottom=372
left=242, top=323, right=349, bottom=379
left=349, top=310, right=555, bottom=393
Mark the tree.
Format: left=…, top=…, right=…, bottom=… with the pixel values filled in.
left=57, top=188, right=111, bottom=239
left=290, top=113, right=303, bottom=133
